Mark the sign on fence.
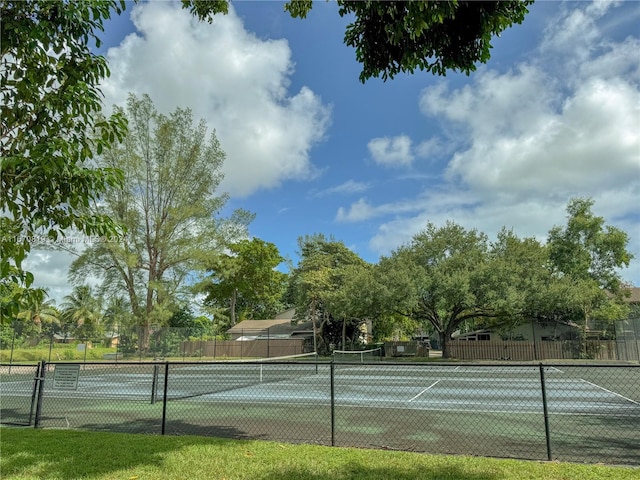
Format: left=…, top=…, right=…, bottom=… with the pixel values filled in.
left=53, top=364, right=80, bottom=390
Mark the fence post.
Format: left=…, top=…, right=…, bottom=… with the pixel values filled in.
left=28, top=362, right=42, bottom=426
left=330, top=361, right=335, bottom=447
left=151, top=364, right=159, bottom=404
left=161, top=362, right=169, bottom=435
left=538, top=363, right=552, bottom=461
left=34, top=360, right=47, bottom=428
left=8, top=325, right=16, bottom=374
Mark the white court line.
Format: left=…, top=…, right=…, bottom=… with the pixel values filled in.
left=580, top=379, right=640, bottom=405
left=408, top=380, right=440, bottom=402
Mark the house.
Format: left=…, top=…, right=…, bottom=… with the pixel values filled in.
left=625, top=287, right=640, bottom=305
left=274, top=307, right=296, bottom=320
left=226, top=318, right=314, bottom=341
left=452, top=320, right=581, bottom=343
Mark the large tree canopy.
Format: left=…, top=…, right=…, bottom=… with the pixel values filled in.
left=68, top=94, right=253, bottom=350
left=184, top=0, right=533, bottom=82
left=198, top=238, right=287, bottom=327
left=377, top=222, right=503, bottom=358
left=546, top=198, right=633, bottom=349
left=1, top=0, right=128, bottom=309
left=287, top=234, right=369, bottom=352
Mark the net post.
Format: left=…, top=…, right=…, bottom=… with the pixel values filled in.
left=539, top=363, right=552, bottom=461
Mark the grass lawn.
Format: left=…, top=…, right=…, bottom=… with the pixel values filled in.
left=1, top=428, right=637, bottom=480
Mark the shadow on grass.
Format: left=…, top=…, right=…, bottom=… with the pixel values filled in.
left=0, top=427, right=502, bottom=480
left=0, top=427, right=242, bottom=479
left=255, top=464, right=500, bottom=480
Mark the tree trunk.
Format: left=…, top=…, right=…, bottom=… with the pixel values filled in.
left=311, top=298, right=317, bottom=354
left=139, top=324, right=150, bottom=355
left=230, top=288, right=237, bottom=327
left=440, top=331, right=450, bottom=359
left=342, top=317, right=347, bottom=349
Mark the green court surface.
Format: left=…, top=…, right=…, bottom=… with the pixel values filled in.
left=1, top=362, right=638, bottom=465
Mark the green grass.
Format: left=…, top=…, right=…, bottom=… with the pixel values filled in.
left=0, top=346, right=119, bottom=363
left=1, top=428, right=637, bottom=480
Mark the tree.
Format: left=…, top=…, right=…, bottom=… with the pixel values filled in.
left=198, top=238, right=287, bottom=327
left=547, top=198, right=633, bottom=354
left=68, top=94, right=253, bottom=351
left=548, top=198, right=633, bottom=294
left=377, top=222, right=501, bottom=358
left=1, top=1, right=128, bottom=307
left=183, top=0, right=533, bottom=83
left=322, top=262, right=380, bottom=348
left=60, top=285, right=103, bottom=341
left=17, top=295, right=59, bottom=334
left=102, top=295, right=133, bottom=332
left=482, top=228, right=581, bottom=346
left=287, top=234, right=368, bottom=353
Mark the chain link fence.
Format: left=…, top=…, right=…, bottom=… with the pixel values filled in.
left=1, top=360, right=638, bottom=465
left=0, top=322, right=314, bottom=364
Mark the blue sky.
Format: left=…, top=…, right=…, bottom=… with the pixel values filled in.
left=29, top=1, right=640, bottom=301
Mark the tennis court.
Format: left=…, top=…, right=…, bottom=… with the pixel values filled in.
left=2, top=360, right=639, bottom=464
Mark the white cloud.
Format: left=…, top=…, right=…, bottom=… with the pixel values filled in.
left=336, top=198, right=375, bottom=223
left=336, top=197, right=426, bottom=223
left=367, top=135, right=414, bottom=167
left=366, top=2, right=640, bottom=284
left=25, top=247, right=100, bottom=305
left=314, top=180, right=371, bottom=198
left=415, top=137, right=448, bottom=160
left=436, top=76, right=640, bottom=197
left=101, top=2, right=331, bottom=197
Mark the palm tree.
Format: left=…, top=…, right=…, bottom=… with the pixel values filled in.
left=17, top=293, right=59, bottom=334
left=102, top=295, right=134, bottom=346
left=61, top=285, right=103, bottom=341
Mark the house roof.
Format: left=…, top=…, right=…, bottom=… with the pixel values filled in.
left=226, top=318, right=313, bottom=337
left=626, top=287, right=640, bottom=304
left=274, top=307, right=296, bottom=320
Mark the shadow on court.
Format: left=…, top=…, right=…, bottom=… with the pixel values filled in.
left=548, top=414, right=640, bottom=465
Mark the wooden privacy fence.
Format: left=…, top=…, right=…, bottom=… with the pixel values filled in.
left=179, top=338, right=307, bottom=359
left=448, top=340, right=618, bottom=361
left=383, top=341, right=429, bottom=357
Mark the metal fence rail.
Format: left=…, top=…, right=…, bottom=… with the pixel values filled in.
left=1, top=361, right=638, bottom=465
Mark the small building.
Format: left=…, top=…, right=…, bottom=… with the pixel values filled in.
left=452, top=320, right=581, bottom=343
left=226, top=318, right=314, bottom=341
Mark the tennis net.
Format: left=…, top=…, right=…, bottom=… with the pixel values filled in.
left=162, top=352, right=320, bottom=401
left=332, top=348, right=382, bottom=363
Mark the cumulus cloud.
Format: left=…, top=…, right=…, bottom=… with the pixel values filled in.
left=367, top=135, right=414, bottom=167
left=336, top=197, right=424, bottom=223
left=364, top=2, right=639, bottom=282
left=336, top=198, right=376, bottom=223
left=101, top=2, right=331, bottom=197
